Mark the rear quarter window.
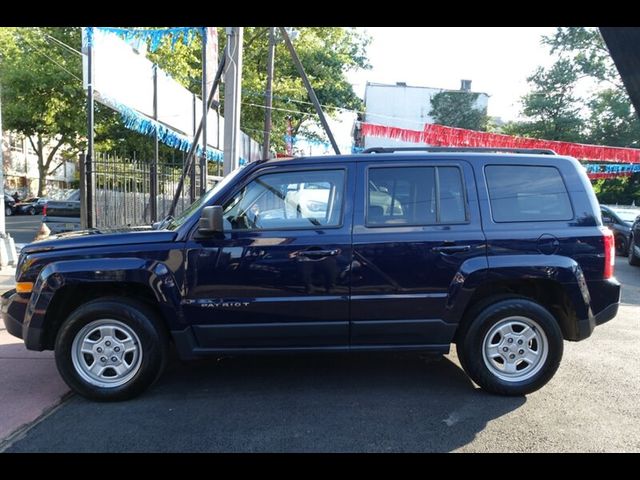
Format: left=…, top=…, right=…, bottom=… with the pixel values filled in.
left=485, top=165, right=573, bottom=222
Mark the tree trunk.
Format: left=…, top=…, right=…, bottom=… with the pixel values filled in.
left=36, top=136, right=47, bottom=197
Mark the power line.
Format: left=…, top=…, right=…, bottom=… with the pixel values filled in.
left=15, top=32, right=82, bottom=83
left=43, top=32, right=83, bottom=57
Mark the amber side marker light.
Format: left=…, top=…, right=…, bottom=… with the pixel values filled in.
left=16, top=282, right=34, bottom=294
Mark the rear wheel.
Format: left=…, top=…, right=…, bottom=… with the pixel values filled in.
left=55, top=297, right=169, bottom=401
left=456, top=297, right=563, bottom=396
left=629, top=237, right=640, bottom=266
left=615, top=235, right=628, bottom=257
left=28, top=206, right=36, bottom=215
left=5, top=206, right=12, bottom=216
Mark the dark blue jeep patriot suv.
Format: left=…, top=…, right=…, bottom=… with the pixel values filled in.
left=1, top=147, right=621, bottom=401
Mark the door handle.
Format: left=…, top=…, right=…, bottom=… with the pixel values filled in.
left=297, top=249, right=340, bottom=258
left=431, top=244, right=471, bottom=254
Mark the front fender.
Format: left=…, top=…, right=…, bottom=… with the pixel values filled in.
left=23, top=257, right=183, bottom=349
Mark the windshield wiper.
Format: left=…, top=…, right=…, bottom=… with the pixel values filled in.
left=153, top=215, right=174, bottom=230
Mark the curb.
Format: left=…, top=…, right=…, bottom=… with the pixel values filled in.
left=0, top=391, right=74, bottom=453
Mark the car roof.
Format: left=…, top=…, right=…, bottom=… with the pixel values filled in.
left=262, top=151, right=578, bottom=166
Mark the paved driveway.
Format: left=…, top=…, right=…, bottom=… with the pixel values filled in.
left=4, top=261, right=640, bottom=452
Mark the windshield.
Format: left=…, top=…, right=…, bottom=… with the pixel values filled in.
left=165, top=165, right=247, bottom=231
left=612, top=209, right=640, bottom=223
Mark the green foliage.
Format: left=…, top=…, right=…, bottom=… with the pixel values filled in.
left=504, top=59, right=585, bottom=142
left=592, top=174, right=640, bottom=205
left=0, top=27, right=86, bottom=195
left=429, top=91, right=488, bottom=131
left=221, top=27, right=370, bottom=153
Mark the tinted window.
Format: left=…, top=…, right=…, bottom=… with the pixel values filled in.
left=223, top=169, right=344, bottom=230
left=485, top=165, right=572, bottom=222
left=367, top=166, right=466, bottom=226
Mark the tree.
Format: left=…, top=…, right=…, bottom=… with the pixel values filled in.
left=0, top=27, right=86, bottom=196
left=429, top=91, right=488, bottom=131
left=504, top=59, right=585, bottom=142
left=220, top=27, right=370, bottom=153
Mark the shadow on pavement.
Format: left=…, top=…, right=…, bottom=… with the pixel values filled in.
left=8, top=351, right=525, bottom=452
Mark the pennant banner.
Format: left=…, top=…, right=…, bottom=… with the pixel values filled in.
left=84, top=27, right=203, bottom=52
left=360, top=122, right=640, bottom=163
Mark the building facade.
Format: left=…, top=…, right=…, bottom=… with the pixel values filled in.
left=356, top=80, right=489, bottom=150
left=2, top=132, right=77, bottom=199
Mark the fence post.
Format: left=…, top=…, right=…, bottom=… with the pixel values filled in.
left=79, top=152, right=87, bottom=229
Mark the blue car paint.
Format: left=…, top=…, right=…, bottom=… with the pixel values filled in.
left=3, top=153, right=621, bottom=357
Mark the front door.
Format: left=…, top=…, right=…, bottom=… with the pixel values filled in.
left=350, top=160, right=487, bottom=348
left=183, top=164, right=354, bottom=351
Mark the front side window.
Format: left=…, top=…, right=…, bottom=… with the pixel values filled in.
left=223, top=169, right=345, bottom=230
left=367, top=166, right=466, bottom=226
left=485, top=165, right=573, bottom=222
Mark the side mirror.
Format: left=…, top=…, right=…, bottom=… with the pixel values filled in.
left=198, top=206, right=224, bottom=234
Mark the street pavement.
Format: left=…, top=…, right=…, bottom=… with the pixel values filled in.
left=1, top=258, right=638, bottom=452
left=3, top=214, right=42, bottom=245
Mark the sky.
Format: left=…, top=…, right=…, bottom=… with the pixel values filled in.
left=303, top=27, right=560, bottom=154
left=348, top=27, right=559, bottom=122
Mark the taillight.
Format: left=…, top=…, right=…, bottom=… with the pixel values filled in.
left=42, top=204, right=47, bottom=216
left=602, top=227, right=615, bottom=279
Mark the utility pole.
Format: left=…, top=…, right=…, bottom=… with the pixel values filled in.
left=200, top=28, right=208, bottom=195
left=279, top=27, right=340, bottom=155
left=0, top=82, right=5, bottom=236
left=262, top=27, right=275, bottom=160
left=85, top=29, right=96, bottom=228
left=223, top=27, right=244, bottom=175
left=150, top=64, right=159, bottom=222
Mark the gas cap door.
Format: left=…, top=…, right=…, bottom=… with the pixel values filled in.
left=537, top=233, right=560, bottom=255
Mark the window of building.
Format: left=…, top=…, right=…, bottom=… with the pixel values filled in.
left=26, top=137, right=37, bottom=155
left=222, top=169, right=345, bottom=230
left=9, top=134, right=23, bottom=153
left=367, top=166, right=467, bottom=226
left=485, top=165, right=573, bottom=222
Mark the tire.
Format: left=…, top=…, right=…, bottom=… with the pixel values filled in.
left=615, top=235, right=628, bottom=257
left=629, top=237, right=640, bottom=266
left=456, top=297, right=563, bottom=396
left=28, top=207, right=36, bottom=216
left=55, top=297, right=169, bottom=401
left=5, top=206, right=12, bottom=216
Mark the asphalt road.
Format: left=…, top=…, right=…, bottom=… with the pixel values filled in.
left=5, top=260, right=640, bottom=452
left=3, top=214, right=43, bottom=245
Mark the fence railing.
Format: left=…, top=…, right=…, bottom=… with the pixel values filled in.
left=92, top=152, right=202, bottom=229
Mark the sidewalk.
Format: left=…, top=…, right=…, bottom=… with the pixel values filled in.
left=0, top=265, right=70, bottom=446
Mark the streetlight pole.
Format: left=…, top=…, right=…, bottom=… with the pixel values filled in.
left=262, top=27, right=275, bottom=160
left=0, top=81, right=6, bottom=236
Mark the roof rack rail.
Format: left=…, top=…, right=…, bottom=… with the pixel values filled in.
left=362, top=147, right=558, bottom=155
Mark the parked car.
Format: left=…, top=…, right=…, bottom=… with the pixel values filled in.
left=628, top=214, right=640, bottom=266
left=3, top=194, right=17, bottom=216
left=600, top=204, right=640, bottom=256
left=2, top=147, right=621, bottom=401
left=15, top=197, right=48, bottom=216
left=42, top=190, right=81, bottom=234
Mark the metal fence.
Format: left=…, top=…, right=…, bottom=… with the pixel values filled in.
left=92, top=152, right=203, bottom=229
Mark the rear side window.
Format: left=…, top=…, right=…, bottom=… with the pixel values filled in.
left=485, top=165, right=573, bottom=222
left=367, top=166, right=467, bottom=226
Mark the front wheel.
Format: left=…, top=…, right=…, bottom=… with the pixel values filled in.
left=5, top=206, right=12, bottom=216
left=456, top=297, right=563, bottom=396
left=55, top=297, right=169, bottom=401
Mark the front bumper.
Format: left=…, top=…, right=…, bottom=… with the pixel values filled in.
left=1, top=289, right=44, bottom=350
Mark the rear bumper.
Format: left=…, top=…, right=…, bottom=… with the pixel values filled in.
left=574, top=278, right=621, bottom=341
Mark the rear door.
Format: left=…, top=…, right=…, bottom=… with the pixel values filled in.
left=350, top=159, right=486, bottom=348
